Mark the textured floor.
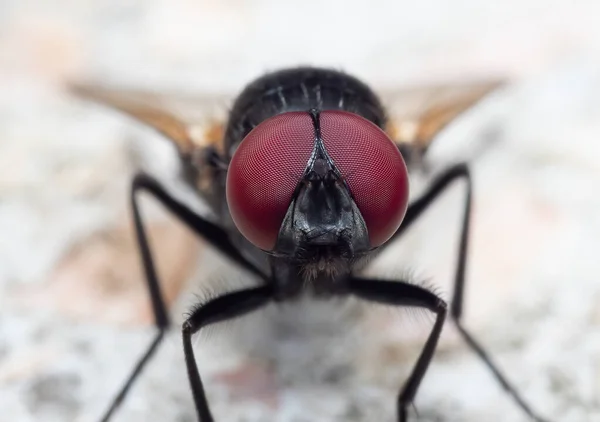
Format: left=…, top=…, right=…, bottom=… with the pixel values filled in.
left=1, top=1, right=600, bottom=422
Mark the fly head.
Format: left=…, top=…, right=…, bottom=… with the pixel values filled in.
left=226, top=109, right=410, bottom=294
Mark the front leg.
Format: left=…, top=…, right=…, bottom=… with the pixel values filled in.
left=182, top=285, right=275, bottom=421
left=348, top=277, right=447, bottom=421
left=377, top=163, right=550, bottom=421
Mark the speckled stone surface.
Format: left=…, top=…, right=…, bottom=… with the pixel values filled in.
left=2, top=1, right=600, bottom=422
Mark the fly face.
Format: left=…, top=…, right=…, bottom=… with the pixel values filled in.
left=226, top=109, right=409, bottom=292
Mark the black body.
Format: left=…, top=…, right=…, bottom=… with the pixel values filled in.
left=223, top=67, right=387, bottom=152
left=94, top=67, right=550, bottom=422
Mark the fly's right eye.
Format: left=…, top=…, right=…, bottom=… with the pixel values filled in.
left=319, top=111, right=409, bottom=247
left=226, top=112, right=315, bottom=250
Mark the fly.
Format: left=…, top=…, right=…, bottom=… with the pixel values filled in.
left=71, top=67, right=550, bottom=422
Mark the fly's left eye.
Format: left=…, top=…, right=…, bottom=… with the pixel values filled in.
left=320, top=111, right=409, bottom=247
left=226, top=112, right=315, bottom=250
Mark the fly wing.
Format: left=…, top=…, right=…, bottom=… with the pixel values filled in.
left=379, top=79, right=505, bottom=166
left=69, top=82, right=233, bottom=157
left=69, top=82, right=236, bottom=210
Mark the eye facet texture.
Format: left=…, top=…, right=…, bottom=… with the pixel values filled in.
left=320, top=111, right=409, bottom=247
left=226, top=110, right=409, bottom=250
left=226, top=112, right=315, bottom=250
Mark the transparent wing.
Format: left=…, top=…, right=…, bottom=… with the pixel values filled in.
left=379, top=79, right=505, bottom=152
left=68, top=82, right=239, bottom=211
left=69, top=82, right=234, bottom=157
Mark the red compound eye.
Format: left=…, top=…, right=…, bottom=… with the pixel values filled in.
left=226, top=112, right=315, bottom=250
left=226, top=110, right=410, bottom=251
left=320, top=111, right=409, bottom=247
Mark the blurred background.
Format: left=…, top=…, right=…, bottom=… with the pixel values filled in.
left=1, top=1, right=600, bottom=421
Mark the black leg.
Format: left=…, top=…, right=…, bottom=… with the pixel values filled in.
left=380, top=163, right=550, bottom=421
left=99, top=173, right=268, bottom=422
left=182, top=285, right=274, bottom=422
left=131, top=173, right=266, bottom=279
left=347, top=277, right=447, bottom=422
left=99, top=331, right=165, bottom=422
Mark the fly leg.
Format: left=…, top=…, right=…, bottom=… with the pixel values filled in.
left=379, top=163, right=550, bottom=421
left=182, top=285, right=274, bottom=422
left=347, top=277, right=447, bottom=422
left=99, top=173, right=266, bottom=422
